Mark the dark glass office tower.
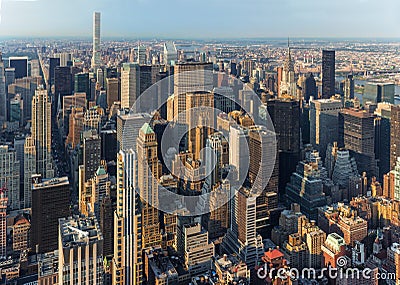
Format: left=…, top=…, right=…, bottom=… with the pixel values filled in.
left=322, top=50, right=335, bottom=99
left=266, top=98, right=301, bottom=195
left=31, top=175, right=70, bottom=253
left=54, top=66, right=72, bottom=111
left=304, top=72, right=317, bottom=102
left=49, top=57, right=60, bottom=87
left=74, top=72, right=90, bottom=98
left=339, top=108, right=378, bottom=177
left=391, top=105, right=400, bottom=171
left=9, top=57, right=28, bottom=79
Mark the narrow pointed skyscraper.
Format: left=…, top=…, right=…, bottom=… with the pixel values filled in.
left=91, top=12, right=101, bottom=70
left=0, top=53, right=6, bottom=122
left=279, top=38, right=297, bottom=97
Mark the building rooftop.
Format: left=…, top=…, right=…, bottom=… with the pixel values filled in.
left=311, top=98, right=342, bottom=104
left=340, top=108, right=375, bottom=119
left=325, top=233, right=346, bottom=252
left=38, top=250, right=59, bottom=278
left=32, top=176, right=69, bottom=189
left=264, top=248, right=284, bottom=260
left=117, top=111, right=152, bottom=120
left=145, top=247, right=178, bottom=280
left=96, top=166, right=107, bottom=176
left=215, top=254, right=247, bottom=274
left=59, top=215, right=103, bottom=248
left=140, top=122, right=154, bottom=135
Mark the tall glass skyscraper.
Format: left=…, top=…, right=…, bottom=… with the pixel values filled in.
left=0, top=53, right=6, bottom=121
left=91, top=12, right=101, bottom=70
left=322, top=50, right=335, bottom=99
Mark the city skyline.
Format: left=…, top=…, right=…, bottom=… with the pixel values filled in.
left=0, top=0, right=399, bottom=38
left=1, top=1, right=400, bottom=283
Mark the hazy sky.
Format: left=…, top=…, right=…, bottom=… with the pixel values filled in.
left=0, top=0, right=399, bottom=38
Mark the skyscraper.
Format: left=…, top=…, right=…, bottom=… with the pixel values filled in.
left=375, top=103, right=391, bottom=178
left=304, top=73, right=317, bottom=102
left=322, top=50, right=335, bottom=99
left=186, top=91, right=215, bottom=160
left=31, top=176, right=70, bottom=253
left=223, top=187, right=264, bottom=267
left=83, top=132, right=101, bottom=181
left=0, top=53, right=6, bottom=121
left=387, top=243, right=400, bottom=285
left=137, top=123, right=162, bottom=248
left=100, top=195, right=114, bottom=257
left=394, top=157, right=400, bottom=201
left=172, top=62, right=214, bottom=124
left=106, top=77, right=120, bottom=108
left=163, top=41, right=178, bottom=65
left=30, top=59, right=40, bottom=77
left=213, top=86, right=236, bottom=114
left=58, top=215, right=104, bottom=284
left=116, top=111, right=152, bottom=152
left=9, top=56, right=28, bottom=79
left=54, top=66, right=72, bottom=107
left=92, top=12, right=102, bottom=70
left=5, top=67, right=15, bottom=89
left=120, top=63, right=140, bottom=109
left=57, top=52, right=73, bottom=67
left=113, top=149, right=143, bottom=285
left=12, top=214, right=30, bottom=252
left=305, top=225, right=326, bottom=268
left=229, top=125, right=249, bottom=182
left=285, top=151, right=328, bottom=220
left=32, top=88, right=54, bottom=178
left=202, top=183, right=229, bottom=240
left=74, top=72, right=90, bottom=98
left=344, top=74, right=355, bottom=101
left=137, top=45, right=147, bottom=65
left=279, top=43, right=297, bottom=97
left=363, top=82, right=395, bottom=104
left=80, top=165, right=111, bottom=218
left=390, top=105, right=400, bottom=171
left=23, top=136, right=36, bottom=208
left=8, top=76, right=41, bottom=122
left=329, top=147, right=359, bottom=190
left=266, top=98, right=300, bottom=194
left=309, top=98, right=342, bottom=159
left=48, top=57, right=60, bottom=87
left=182, top=223, right=215, bottom=275
left=0, top=145, right=20, bottom=210
left=14, top=135, right=25, bottom=191
left=248, top=125, right=278, bottom=196
left=66, top=107, right=85, bottom=148
left=248, top=125, right=279, bottom=237
left=0, top=188, right=7, bottom=260
left=339, top=108, right=378, bottom=177
left=97, top=68, right=104, bottom=88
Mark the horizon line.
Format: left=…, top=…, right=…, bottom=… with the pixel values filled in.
left=1, top=35, right=400, bottom=41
